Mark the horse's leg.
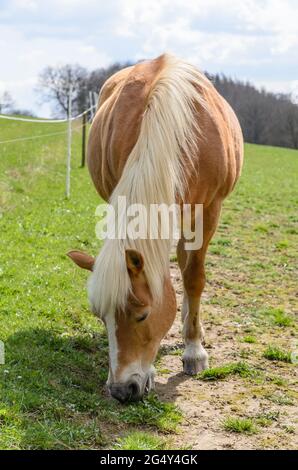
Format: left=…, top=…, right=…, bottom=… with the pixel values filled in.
left=178, top=199, right=222, bottom=375
left=177, top=238, right=188, bottom=324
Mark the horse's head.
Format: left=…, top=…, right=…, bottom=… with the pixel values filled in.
left=67, top=249, right=176, bottom=403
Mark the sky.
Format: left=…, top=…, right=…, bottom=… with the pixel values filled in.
left=0, top=0, right=297, bottom=116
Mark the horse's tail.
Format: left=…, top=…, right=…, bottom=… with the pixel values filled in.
left=90, top=54, right=207, bottom=314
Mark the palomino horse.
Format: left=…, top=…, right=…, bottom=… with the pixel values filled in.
left=68, top=54, right=243, bottom=403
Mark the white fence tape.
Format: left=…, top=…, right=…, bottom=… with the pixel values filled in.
left=0, top=104, right=96, bottom=124
left=0, top=129, right=68, bottom=145
left=0, top=121, right=85, bottom=145
left=0, top=99, right=96, bottom=198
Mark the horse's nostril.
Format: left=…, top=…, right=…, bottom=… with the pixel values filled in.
left=109, top=385, right=128, bottom=404
left=127, top=380, right=141, bottom=401
left=109, top=380, right=142, bottom=403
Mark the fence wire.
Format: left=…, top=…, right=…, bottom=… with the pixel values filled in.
left=0, top=101, right=95, bottom=197
left=0, top=104, right=95, bottom=146
left=0, top=104, right=96, bottom=124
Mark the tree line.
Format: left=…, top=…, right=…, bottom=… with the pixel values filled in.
left=207, top=73, right=298, bottom=149
left=2, top=62, right=297, bottom=149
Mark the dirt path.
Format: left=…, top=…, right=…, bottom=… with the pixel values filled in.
left=155, top=262, right=297, bottom=450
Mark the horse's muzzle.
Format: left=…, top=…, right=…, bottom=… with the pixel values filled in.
left=109, top=374, right=152, bottom=403
left=109, top=380, right=142, bottom=403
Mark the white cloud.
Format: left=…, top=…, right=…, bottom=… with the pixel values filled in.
left=115, top=0, right=298, bottom=61
left=13, top=0, right=38, bottom=11
left=0, top=23, right=111, bottom=115
left=0, top=0, right=297, bottom=115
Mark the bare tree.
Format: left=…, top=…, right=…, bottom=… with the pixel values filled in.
left=37, top=64, right=88, bottom=117
left=0, top=91, right=15, bottom=114
left=36, top=61, right=298, bottom=148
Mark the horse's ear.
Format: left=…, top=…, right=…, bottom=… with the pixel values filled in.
left=125, top=249, right=144, bottom=275
left=67, top=250, right=95, bottom=271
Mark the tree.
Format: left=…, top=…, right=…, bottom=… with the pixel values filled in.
left=284, top=102, right=298, bottom=148
left=76, top=61, right=133, bottom=112
left=209, top=73, right=298, bottom=149
left=36, top=61, right=297, bottom=148
left=37, top=62, right=131, bottom=118
left=86, top=62, right=132, bottom=94
left=0, top=91, right=15, bottom=114
left=37, top=64, right=88, bottom=117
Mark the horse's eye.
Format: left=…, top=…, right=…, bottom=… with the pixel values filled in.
left=136, top=312, right=149, bottom=322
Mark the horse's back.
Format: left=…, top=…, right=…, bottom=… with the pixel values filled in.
left=88, top=55, right=167, bottom=200
left=88, top=54, right=243, bottom=205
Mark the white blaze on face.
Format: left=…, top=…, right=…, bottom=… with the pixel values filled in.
left=118, top=360, right=143, bottom=383
left=88, top=273, right=119, bottom=385
left=105, top=312, right=118, bottom=385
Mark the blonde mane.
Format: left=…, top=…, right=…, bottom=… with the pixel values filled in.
left=88, top=54, right=208, bottom=316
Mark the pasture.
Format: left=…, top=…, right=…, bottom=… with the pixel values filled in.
left=0, top=118, right=297, bottom=449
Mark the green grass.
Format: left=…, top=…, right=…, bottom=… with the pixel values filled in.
left=223, top=417, right=258, bottom=434
left=198, top=362, right=257, bottom=381
left=0, top=117, right=297, bottom=449
left=282, top=425, right=295, bottom=434
left=255, top=411, right=279, bottom=428
left=263, top=346, right=292, bottom=363
left=119, top=394, right=183, bottom=433
left=258, top=307, right=293, bottom=327
left=0, top=118, right=181, bottom=449
left=242, top=335, right=257, bottom=344
left=266, top=375, right=288, bottom=386
left=271, top=310, right=292, bottom=327
left=114, top=431, right=169, bottom=450
left=265, top=392, right=294, bottom=406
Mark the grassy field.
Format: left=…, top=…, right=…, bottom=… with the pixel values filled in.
left=0, top=118, right=297, bottom=449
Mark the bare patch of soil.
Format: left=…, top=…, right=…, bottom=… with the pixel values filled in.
left=155, top=263, right=298, bottom=450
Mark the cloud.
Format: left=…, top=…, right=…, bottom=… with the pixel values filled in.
left=0, top=22, right=111, bottom=115
left=114, top=0, right=298, bottom=64
left=0, top=0, right=297, bottom=115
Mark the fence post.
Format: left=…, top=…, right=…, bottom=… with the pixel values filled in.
left=66, top=85, right=72, bottom=198
left=89, top=91, right=93, bottom=121
left=81, top=112, right=86, bottom=168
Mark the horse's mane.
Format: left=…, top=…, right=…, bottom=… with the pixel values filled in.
left=88, top=54, right=208, bottom=316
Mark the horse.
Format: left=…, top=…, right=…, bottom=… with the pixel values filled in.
left=68, top=54, right=243, bottom=403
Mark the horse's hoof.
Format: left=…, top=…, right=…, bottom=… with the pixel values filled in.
left=182, top=355, right=209, bottom=375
